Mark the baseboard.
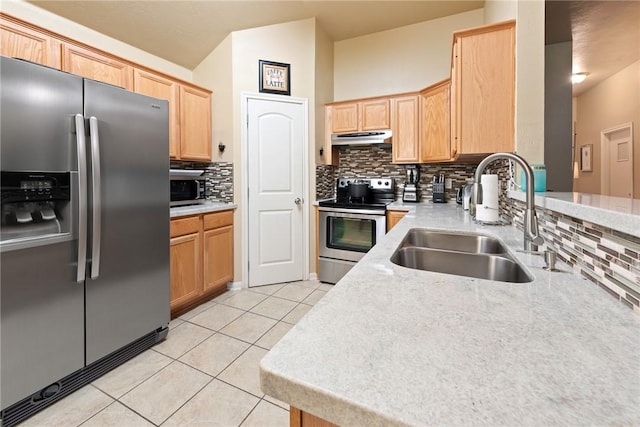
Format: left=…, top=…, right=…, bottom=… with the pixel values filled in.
left=227, top=281, right=244, bottom=291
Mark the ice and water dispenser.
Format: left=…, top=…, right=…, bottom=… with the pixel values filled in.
left=0, top=171, right=71, bottom=244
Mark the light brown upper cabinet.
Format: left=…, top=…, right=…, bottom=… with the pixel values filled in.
left=329, top=98, right=391, bottom=134
left=133, top=69, right=180, bottom=158
left=322, top=97, right=391, bottom=165
left=0, top=16, right=61, bottom=68
left=391, top=94, right=420, bottom=164
left=420, top=79, right=451, bottom=162
left=1, top=13, right=213, bottom=162
left=450, top=20, right=515, bottom=158
left=179, top=85, right=212, bottom=161
left=62, top=44, right=133, bottom=90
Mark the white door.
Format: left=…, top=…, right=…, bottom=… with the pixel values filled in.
left=601, top=123, right=634, bottom=198
left=247, top=96, right=306, bottom=286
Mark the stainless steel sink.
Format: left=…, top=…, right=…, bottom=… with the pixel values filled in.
left=390, top=229, right=533, bottom=283
left=399, top=229, right=508, bottom=254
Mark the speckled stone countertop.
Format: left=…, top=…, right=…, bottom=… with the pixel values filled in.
left=509, top=191, right=640, bottom=237
left=170, top=201, right=236, bottom=218
left=260, top=202, right=640, bottom=426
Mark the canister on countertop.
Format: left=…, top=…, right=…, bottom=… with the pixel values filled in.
left=521, top=164, right=546, bottom=192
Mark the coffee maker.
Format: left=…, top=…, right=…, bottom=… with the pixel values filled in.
left=402, top=165, right=420, bottom=202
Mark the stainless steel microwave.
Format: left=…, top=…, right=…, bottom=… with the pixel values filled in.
left=170, top=169, right=206, bottom=206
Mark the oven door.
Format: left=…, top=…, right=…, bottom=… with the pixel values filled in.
left=318, top=208, right=386, bottom=263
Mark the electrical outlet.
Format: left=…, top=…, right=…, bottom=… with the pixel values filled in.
left=445, top=178, right=452, bottom=189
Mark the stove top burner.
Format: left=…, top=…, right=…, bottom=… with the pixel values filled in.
left=319, top=177, right=395, bottom=211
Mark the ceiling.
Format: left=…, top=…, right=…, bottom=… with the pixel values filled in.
left=26, top=1, right=640, bottom=97
left=546, top=0, right=640, bottom=96
left=27, top=1, right=484, bottom=69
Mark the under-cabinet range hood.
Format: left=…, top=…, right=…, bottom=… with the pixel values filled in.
left=331, top=130, right=392, bottom=147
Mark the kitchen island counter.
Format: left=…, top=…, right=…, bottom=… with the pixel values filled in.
left=260, top=203, right=640, bottom=426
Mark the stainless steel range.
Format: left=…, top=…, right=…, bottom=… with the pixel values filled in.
left=318, top=177, right=395, bottom=284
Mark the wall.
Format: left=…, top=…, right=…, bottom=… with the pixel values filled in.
left=194, top=18, right=318, bottom=285
left=2, top=0, right=192, bottom=80
left=574, top=60, right=640, bottom=197
left=193, top=34, right=234, bottom=164
left=485, top=0, right=545, bottom=178
left=514, top=0, right=545, bottom=165
left=545, top=41, right=573, bottom=191
left=314, top=25, right=335, bottom=165
left=312, top=25, right=335, bottom=268
left=333, top=9, right=484, bottom=101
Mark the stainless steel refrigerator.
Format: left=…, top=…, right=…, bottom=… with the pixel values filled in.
left=0, top=56, right=170, bottom=426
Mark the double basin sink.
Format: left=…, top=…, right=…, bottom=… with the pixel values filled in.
left=390, top=229, right=533, bottom=283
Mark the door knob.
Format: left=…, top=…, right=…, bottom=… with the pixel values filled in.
left=294, top=197, right=302, bottom=205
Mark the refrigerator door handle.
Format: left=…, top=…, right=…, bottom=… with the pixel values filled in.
left=75, top=114, right=88, bottom=283
left=89, top=116, right=102, bottom=279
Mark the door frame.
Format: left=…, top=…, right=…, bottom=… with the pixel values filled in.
left=240, top=92, right=310, bottom=287
left=600, top=122, right=634, bottom=197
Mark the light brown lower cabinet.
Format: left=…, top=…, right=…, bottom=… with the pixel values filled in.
left=290, top=407, right=337, bottom=427
left=386, top=210, right=408, bottom=232
left=170, top=210, right=234, bottom=318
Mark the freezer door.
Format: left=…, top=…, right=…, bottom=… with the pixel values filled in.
left=0, top=57, right=85, bottom=409
left=83, top=79, right=170, bottom=364
left=0, top=56, right=81, bottom=172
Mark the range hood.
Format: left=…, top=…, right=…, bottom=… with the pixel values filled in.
left=331, top=130, right=392, bottom=147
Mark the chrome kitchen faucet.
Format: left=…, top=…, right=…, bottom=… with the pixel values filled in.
left=471, top=152, right=544, bottom=251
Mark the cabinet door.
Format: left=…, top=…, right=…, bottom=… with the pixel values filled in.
left=170, top=232, right=202, bottom=311
left=360, top=98, right=390, bottom=131
left=0, top=18, right=61, bottom=68
left=320, top=106, right=338, bottom=166
left=331, top=103, right=359, bottom=133
left=62, top=44, right=133, bottom=90
left=180, top=85, right=212, bottom=161
left=420, top=80, right=451, bottom=162
left=391, top=95, right=420, bottom=164
left=134, top=69, right=180, bottom=158
left=203, top=225, right=233, bottom=294
left=386, top=210, right=408, bottom=232
left=450, top=40, right=461, bottom=158
left=453, top=22, right=515, bottom=155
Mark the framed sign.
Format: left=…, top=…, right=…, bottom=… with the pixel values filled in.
left=259, top=60, right=290, bottom=95
left=580, top=144, right=593, bottom=172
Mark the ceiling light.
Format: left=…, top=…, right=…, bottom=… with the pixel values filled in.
left=571, top=72, right=589, bottom=84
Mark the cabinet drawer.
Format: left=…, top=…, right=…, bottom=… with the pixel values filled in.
left=170, top=215, right=200, bottom=237
left=204, top=210, right=233, bottom=230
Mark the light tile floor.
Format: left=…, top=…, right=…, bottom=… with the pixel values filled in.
left=19, top=280, right=331, bottom=427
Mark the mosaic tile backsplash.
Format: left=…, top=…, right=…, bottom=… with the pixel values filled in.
left=315, top=146, right=505, bottom=202
left=171, top=160, right=234, bottom=204
left=505, top=199, right=640, bottom=314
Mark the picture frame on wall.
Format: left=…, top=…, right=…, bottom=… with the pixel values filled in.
left=580, top=144, right=593, bottom=172
left=259, top=60, right=290, bottom=96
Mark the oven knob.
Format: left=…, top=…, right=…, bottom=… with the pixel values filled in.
left=377, top=180, right=382, bottom=185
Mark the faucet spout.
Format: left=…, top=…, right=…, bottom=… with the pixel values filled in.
left=471, top=152, right=543, bottom=251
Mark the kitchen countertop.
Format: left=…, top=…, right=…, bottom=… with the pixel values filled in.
left=170, top=201, right=236, bottom=218
left=508, top=190, right=640, bottom=236
left=260, top=202, right=640, bottom=426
